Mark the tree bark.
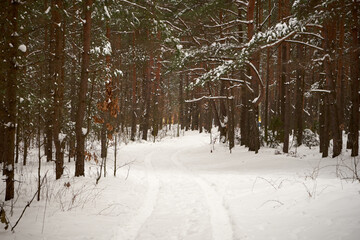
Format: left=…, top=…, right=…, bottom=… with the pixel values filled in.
left=53, top=0, right=65, bottom=180
left=45, top=0, right=54, bottom=163
left=294, top=44, right=304, bottom=146
left=4, top=0, right=19, bottom=201
left=323, top=17, right=342, bottom=158
left=75, top=0, right=93, bottom=177
left=349, top=2, right=359, bottom=156
left=131, top=31, right=137, bottom=141
left=142, top=44, right=152, bottom=140
left=247, top=0, right=260, bottom=153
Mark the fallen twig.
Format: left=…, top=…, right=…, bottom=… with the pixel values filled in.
left=11, top=172, right=48, bottom=232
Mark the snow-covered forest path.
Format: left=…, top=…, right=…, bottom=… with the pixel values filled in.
left=112, top=136, right=233, bottom=240
left=107, top=132, right=360, bottom=240
left=2, top=132, right=360, bottom=240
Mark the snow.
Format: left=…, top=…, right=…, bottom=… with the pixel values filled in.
left=4, top=122, right=13, bottom=128
left=103, top=42, right=112, bottom=55
left=58, top=133, right=66, bottom=142
left=6, top=164, right=13, bottom=172
left=1, top=131, right=359, bottom=240
left=104, top=6, right=111, bottom=18
left=45, top=6, right=51, bottom=14
left=18, top=44, right=27, bottom=53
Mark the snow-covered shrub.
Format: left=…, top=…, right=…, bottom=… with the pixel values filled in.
left=302, top=129, right=319, bottom=149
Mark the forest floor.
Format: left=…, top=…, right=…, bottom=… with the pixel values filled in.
left=1, top=130, right=360, bottom=240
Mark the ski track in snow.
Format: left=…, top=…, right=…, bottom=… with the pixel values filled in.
left=112, top=151, right=160, bottom=240
left=113, top=140, right=234, bottom=240
left=171, top=149, right=234, bottom=240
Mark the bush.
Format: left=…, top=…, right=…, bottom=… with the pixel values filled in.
left=302, top=129, right=319, bottom=149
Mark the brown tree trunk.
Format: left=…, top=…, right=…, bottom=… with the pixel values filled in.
left=238, top=6, right=247, bottom=147
left=15, top=123, right=20, bottom=164
left=349, top=2, right=359, bottom=156
left=294, top=44, right=304, bottom=146
left=23, top=135, right=28, bottom=166
left=142, top=35, right=152, bottom=140
left=322, top=99, right=330, bottom=158
left=218, top=10, right=228, bottom=142
left=53, top=0, right=65, bottom=179
left=69, top=0, right=79, bottom=162
left=282, top=41, right=290, bottom=153
left=131, top=31, right=137, bottom=141
left=179, top=74, right=184, bottom=130
left=323, top=17, right=342, bottom=158
left=45, top=0, right=54, bottom=163
left=247, top=0, right=260, bottom=153
left=75, top=0, right=93, bottom=177
left=227, top=86, right=235, bottom=151
left=152, top=32, right=162, bottom=139
left=264, top=0, right=271, bottom=144
left=4, top=0, right=19, bottom=201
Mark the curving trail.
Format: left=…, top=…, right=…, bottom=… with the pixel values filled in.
left=112, top=151, right=160, bottom=240
left=113, top=139, right=234, bottom=240
left=171, top=150, right=233, bottom=240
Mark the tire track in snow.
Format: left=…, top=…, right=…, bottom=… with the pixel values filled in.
left=171, top=149, right=234, bottom=240
left=113, top=151, right=160, bottom=240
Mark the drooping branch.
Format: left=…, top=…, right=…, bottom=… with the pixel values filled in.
left=285, top=39, right=323, bottom=51
left=246, top=60, right=264, bottom=105
left=185, top=95, right=229, bottom=103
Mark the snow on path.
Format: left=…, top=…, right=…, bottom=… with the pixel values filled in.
left=113, top=137, right=234, bottom=240
left=2, top=132, right=360, bottom=240
left=171, top=149, right=234, bottom=240
left=133, top=146, right=211, bottom=240
left=112, top=151, right=160, bottom=240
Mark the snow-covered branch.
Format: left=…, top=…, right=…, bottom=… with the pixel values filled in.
left=284, top=40, right=323, bottom=51
left=185, top=95, right=229, bottom=103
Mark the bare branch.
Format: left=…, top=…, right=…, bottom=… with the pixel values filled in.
left=185, top=95, right=229, bottom=103
left=247, top=60, right=264, bottom=106
left=285, top=39, right=323, bottom=51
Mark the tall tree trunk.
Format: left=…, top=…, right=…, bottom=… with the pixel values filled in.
left=294, top=44, right=304, bottom=146
left=152, top=32, right=162, bottom=139
left=23, top=135, right=28, bottom=166
left=15, top=123, right=20, bottom=164
left=75, top=0, right=93, bottom=177
left=323, top=17, right=342, bottom=158
left=349, top=2, right=359, bottom=156
left=45, top=0, right=54, bottom=163
left=219, top=10, right=227, bottom=142
left=282, top=41, right=290, bottom=153
left=322, top=99, right=330, bottom=158
left=264, top=0, right=271, bottom=144
left=179, top=74, right=184, bottom=130
left=247, top=0, right=260, bottom=153
left=69, top=0, right=79, bottom=162
left=4, top=0, right=19, bottom=201
left=227, top=86, right=235, bottom=151
left=131, top=31, right=137, bottom=141
left=142, top=44, right=152, bottom=140
left=238, top=7, right=247, bottom=147
left=53, top=0, right=65, bottom=179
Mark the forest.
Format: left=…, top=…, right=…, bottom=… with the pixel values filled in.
left=0, top=1, right=360, bottom=238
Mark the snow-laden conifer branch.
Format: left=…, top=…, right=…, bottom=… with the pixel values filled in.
left=235, top=0, right=248, bottom=7
left=185, top=17, right=308, bottom=90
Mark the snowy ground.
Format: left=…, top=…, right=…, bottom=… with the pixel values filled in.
left=1, top=131, right=360, bottom=240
